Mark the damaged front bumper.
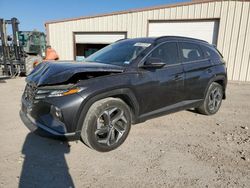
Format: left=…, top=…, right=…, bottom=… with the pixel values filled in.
left=20, top=110, right=80, bottom=141
left=20, top=91, right=84, bottom=141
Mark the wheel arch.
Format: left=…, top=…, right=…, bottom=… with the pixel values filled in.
left=205, top=75, right=227, bottom=99
left=75, top=88, right=139, bottom=132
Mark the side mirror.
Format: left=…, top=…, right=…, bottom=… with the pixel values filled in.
left=141, top=57, right=166, bottom=68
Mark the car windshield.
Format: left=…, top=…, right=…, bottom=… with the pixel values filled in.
left=84, top=40, right=152, bottom=66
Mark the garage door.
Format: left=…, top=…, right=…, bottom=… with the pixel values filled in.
left=75, top=33, right=126, bottom=44
left=148, top=20, right=219, bottom=44
left=74, top=32, right=126, bottom=59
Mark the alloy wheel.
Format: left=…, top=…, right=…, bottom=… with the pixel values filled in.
left=208, top=87, right=222, bottom=111
left=94, top=107, right=128, bottom=146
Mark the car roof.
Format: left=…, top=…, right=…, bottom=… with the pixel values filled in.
left=117, top=36, right=209, bottom=45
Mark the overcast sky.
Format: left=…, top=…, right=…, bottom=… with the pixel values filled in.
left=0, top=0, right=188, bottom=32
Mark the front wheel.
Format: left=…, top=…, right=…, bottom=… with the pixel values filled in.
left=81, top=98, right=132, bottom=152
left=196, top=82, right=223, bottom=115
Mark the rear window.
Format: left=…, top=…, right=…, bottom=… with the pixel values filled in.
left=180, top=42, right=204, bottom=62
left=200, top=45, right=223, bottom=60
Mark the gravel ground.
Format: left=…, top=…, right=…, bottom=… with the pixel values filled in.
left=0, top=78, right=249, bottom=188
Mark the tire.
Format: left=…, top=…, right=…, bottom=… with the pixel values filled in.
left=196, top=82, right=223, bottom=115
left=81, top=97, right=132, bottom=152
left=25, top=55, right=43, bottom=75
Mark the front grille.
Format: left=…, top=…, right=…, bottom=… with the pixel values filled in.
left=24, top=83, right=37, bottom=103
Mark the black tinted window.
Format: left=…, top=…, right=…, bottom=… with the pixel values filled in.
left=180, top=42, right=204, bottom=62
left=149, top=42, right=178, bottom=65
left=201, top=45, right=222, bottom=60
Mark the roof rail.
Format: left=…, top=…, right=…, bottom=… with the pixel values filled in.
left=155, top=36, right=209, bottom=44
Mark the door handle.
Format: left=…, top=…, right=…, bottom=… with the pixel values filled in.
left=207, top=68, right=212, bottom=74
left=174, top=74, right=183, bottom=81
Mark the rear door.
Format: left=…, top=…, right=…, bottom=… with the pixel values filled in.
left=179, top=42, right=214, bottom=101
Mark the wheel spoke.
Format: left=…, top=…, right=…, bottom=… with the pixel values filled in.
left=110, top=128, right=115, bottom=143
left=208, top=99, right=213, bottom=106
left=108, top=107, right=118, bottom=116
left=97, top=129, right=113, bottom=145
left=213, top=89, right=218, bottom=96
left=215, top=92, right=222, bottom=100
left=213, top=99, right=216, bottom=108
left=215, top=98, right=221, bottom=107
left=215, top=97, right=221, bottom=103
left=113, top=124, right=125, bottom=141
left=121, top=115, right=128, bottom=124
left=113, top=123, right=125, bottom=135
left=106, top=129, right=114, bottom=146
left=95, top=126, right=109, bottom=135
left=111, top=110, right=124, bottom=124
left=97, top=138, right=108, bottom=145
left=102, top=111, right=111, bottom=125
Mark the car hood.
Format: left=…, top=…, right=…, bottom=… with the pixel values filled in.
left=26, top=61, right=124, bottom=86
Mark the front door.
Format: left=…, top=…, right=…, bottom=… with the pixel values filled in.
left=136, top=42, right=184, bottom=115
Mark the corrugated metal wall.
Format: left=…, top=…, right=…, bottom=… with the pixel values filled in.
left=47, top=0, right=250, bottom=81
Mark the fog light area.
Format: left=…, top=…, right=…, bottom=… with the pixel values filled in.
left=50, top=105, right=63, bottom=120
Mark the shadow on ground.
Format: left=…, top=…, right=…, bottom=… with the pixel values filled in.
left=186, top=108, right=199, bottom=114
left=19, top=133, right=74, bottom=188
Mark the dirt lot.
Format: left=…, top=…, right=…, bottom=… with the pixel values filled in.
left=0, top=78, right=249, bottom=188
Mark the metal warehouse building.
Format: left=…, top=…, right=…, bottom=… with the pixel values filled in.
left=45, top=0, right=250, bottom=81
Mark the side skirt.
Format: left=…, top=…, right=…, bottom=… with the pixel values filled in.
left=136, top=99, right=203, bottom=123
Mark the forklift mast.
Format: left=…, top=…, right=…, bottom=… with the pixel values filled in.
left=0, top=17, right=45, bottom=78
left=7, top=18, right=21, bottom=61
left=0, top=18, right=17, bottom=77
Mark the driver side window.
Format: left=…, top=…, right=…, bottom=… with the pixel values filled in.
left=149, top=42, right=179, bottom=65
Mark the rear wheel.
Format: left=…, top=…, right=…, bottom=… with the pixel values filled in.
left=81, top=98, right=132, bottom=152
left=196, top=82, right=223, bottom=115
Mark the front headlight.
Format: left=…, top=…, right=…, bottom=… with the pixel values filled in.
left=48, top=88, right=82, bottom=97
left=35, top=87, right=84, bottom=100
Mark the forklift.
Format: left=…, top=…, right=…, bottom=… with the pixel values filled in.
left=0, top=17, right=46, bottom=78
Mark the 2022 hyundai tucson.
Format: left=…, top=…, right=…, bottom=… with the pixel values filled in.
left=20, top=36, right=227, bottom=152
